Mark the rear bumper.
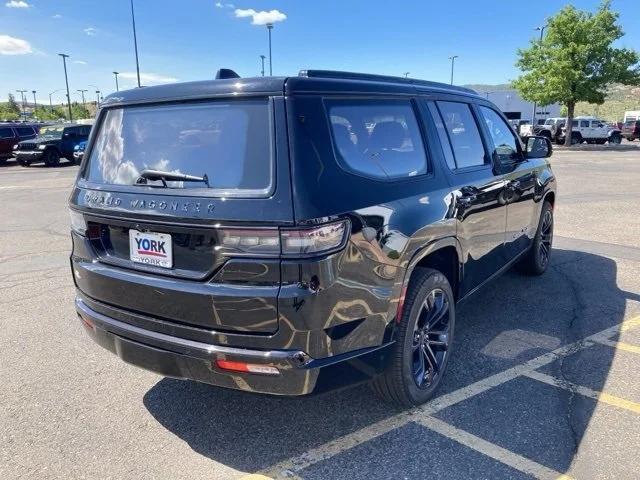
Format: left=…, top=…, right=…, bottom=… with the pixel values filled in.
left=76, top=296, right=393, bottom=396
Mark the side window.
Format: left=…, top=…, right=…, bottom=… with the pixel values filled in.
left=17, top=127, right=34, bottom=137
left=427, top=102, right=456, bottom=170
left=327, top=99, right=428, bottom=180
left=0, top=127, right=14, bottom=138
left=580, top=120, right=589, bottom=128
left=435, top=101, right=486, bottom=169
left=479, top=106, right=520, bottom=163
left=81, top=127, right=91, bottom=136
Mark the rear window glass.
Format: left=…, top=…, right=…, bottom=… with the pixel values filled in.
left=17, top=127, right=34, bottom=136
left=0, top=127, right=13, bottom=138
left=327, top=99, right=428, bottom=180
left=85, top=100, right=273, bottom=196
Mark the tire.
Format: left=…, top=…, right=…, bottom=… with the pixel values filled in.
left=43, top=149, right=60, bottom=167
left=570, top=133, right=582, bottom=145
left=609, top=134, right=622, bottom=145
left=18, top=158, right=30, bottom=167
left=517, top=201, right=554, bottom=276
left=371, top=268, right=455, bottom=407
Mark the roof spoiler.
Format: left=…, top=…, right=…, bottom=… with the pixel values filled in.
left=215, top=68, right=241, bottom=80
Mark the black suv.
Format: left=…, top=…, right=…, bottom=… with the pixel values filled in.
left=69, top=70, right=556, bottom=406
left=14, top=123, right=91, bottom=167
left=0, top=123, right=38, bottom=164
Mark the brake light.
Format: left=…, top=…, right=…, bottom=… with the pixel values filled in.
left=215, top=359, right=280, bottom=376
left=219, top=220, right=349, bottom=257
left=281, top=221, right=348, bottom=256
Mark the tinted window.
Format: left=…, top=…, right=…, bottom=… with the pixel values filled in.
left=436, top=101, right=486, bottom=169
left=427, top=102, right=455, bottom=170
left=327, top=100, right=428, bottom=180
left=0, top=127, right=14, bottom=138
left=479, top=106, right=519, bottom=163
left=17, top=127, right=34, bottom=136
left=580, top=120, right=589, bottom=128
left=86, top=100, right=273, bottom=196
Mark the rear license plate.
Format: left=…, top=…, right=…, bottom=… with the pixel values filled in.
left=129, top=229, right=173, bottom=268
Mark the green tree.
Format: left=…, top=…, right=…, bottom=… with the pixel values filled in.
left=513, top=1, right=640, bottom=146
left=7, top=93, right=21, bottom=115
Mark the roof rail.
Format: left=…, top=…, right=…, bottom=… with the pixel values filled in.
left=298, top=70, right=478, bottom=95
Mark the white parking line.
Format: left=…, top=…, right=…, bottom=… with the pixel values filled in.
left=259, top=316, right=640, bottom=479
left=416, top=416, right=572, bottom=480
left=592, top=337, right=640, bottom=355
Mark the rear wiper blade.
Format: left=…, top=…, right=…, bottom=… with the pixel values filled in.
left=135, top=169, right=210, bottom=188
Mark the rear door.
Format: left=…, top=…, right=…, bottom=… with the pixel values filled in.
left=71, top=97, right=292, bottom=334
left=426, top=98, right=508, bottom=295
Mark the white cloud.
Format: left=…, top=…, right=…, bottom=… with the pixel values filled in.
left=52, top=14, right=62, bottom=19
left=84, top=27, right=97, bottom=36
left=0, top=34, right=32, bottom=55
left=215, top=2, right=234, bottom=8
left=73, top=60, right=87, bottom=65
left=119, top=72, right=178, bottom=85
left=234, top=8, right=286, bottom=25
left=5, top=1, right=30, bottom=8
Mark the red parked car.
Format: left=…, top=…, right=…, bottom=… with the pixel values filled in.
left=622, top=120, right=640, bottom=141
left=0, top=123, right=39, bottom=164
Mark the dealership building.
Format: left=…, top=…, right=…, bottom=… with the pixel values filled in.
left=473, top=88, right=561, bottom=124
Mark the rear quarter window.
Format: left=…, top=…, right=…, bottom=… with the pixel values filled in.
left=0, top=127, right=14, bottom=138
left=84, top=100, right=274, bottom=197
left=16, top=127, right=34, bottom=136
left=326, top=99, right=428, bottom=181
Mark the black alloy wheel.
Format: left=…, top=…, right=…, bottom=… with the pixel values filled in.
left=411, top=288, right=451, bottom=389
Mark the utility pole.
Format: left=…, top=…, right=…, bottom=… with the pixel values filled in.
left=113, top=71, right=120, bottom=91
left=531, top=25, right=547, bottom=126
left=130, top=0, right=141, bottom=87
left=16, top=90, right=27, bottom=121
left=260, top=55, right=266, bottom=77
left=58, top=53, right=73, bottom=121
left=448, top=55, right=458, bottom=85
left=32, top=90, right=37, bottom=119
left=266, top=23, right=273, bottom=76
left=77, top=89, right=88, bottom=106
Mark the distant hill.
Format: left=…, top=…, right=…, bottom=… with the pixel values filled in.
left=464, top=83, right=640, bottom=122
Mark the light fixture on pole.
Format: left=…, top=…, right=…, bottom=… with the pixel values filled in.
left=403, top=72, right=410, bottom=78
left=113, top=71, right=120, bottom=91
left=266, top=23, right=273, bottom=76
left=130, top=0, right=141, bottom=87
left=58, top=53, right=73, bottom=121
left=88, top=84, right=101, bottom=106
left=49, top=89, right=64, bottom=111
left=531, top=25, right=547, bottom=126
left=260, top=55, right=266, bottom=77
left=448, top=55, right=458, bottom=85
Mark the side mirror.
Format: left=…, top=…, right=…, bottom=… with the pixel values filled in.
left=525, top=136, right=552, bottom=159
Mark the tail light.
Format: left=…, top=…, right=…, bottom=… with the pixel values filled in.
left=69, top=209, right=87, bottom=236
left=219, top=220, right=349, bottom=257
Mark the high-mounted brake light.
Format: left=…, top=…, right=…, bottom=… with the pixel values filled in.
left=215, top=359, right=280, bottom=376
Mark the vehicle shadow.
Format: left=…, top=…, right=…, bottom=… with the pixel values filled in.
left=143, top=248, right=637, bottom=475
left=0, top=158, right=76, bottom=169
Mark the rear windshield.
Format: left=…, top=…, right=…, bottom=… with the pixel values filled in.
left=85, top=100, right=273, bottom=196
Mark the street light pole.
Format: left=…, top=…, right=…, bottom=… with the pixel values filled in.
left=58, top=53, right=73, bottom=122
left=32, top=90, right=37, bottom=119
left=448, top=55, right=458, bottom=85
left=49, top=89, right=64, bottom=112
left=531, top=25, right=547, bottom=126
left=16, top=90, right=27, bottom=121
left=130, top=0, right=141, bottom=87
left=260, top=55, right=266, bottom=77
left=403, top=72, right=410, bottom=78
left=113, top=71, right=120, bottom=91
left=266, top=23, right=273, bottom=76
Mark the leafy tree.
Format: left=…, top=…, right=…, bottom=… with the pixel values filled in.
left=513, top=1, right=640, bottom=145
left=7, top=94, right=21, bottom=115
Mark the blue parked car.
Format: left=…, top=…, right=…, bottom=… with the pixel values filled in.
left=14, top=124, right=91, bottom=167
left=73, top=140, right=87, bottom=165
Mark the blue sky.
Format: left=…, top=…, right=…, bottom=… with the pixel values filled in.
left=1, top=0, right=638, bottom=104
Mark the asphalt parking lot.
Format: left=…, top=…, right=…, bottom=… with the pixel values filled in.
left=1, top=145, right=640, bottom=480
